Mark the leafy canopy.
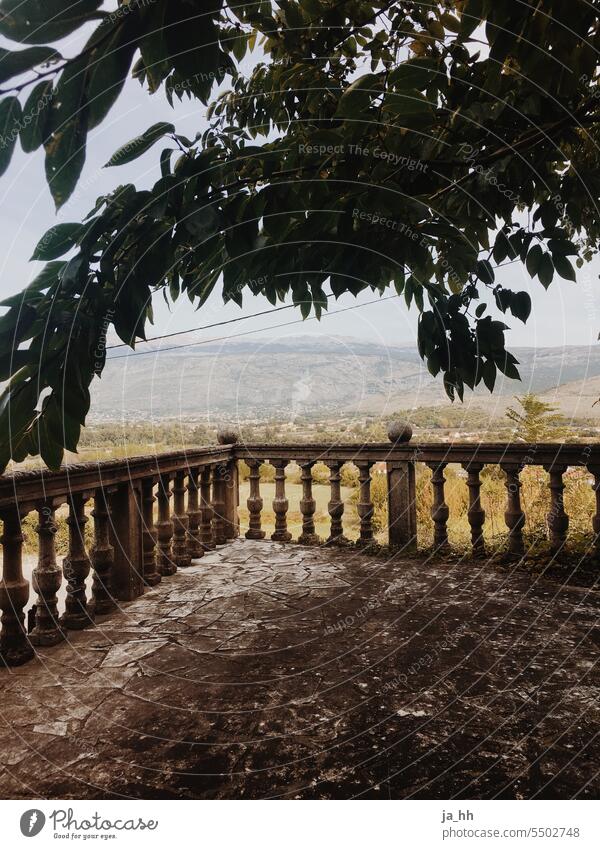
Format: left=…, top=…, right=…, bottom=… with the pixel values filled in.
left=0, top=0, right=599, bottom=469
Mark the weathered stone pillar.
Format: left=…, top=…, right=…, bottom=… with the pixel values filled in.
left=326, top=461, right=348, bottom=545
left=91, top=488, right=116, bottom=615
left=245, top=459, right=265, bottom=540
left=199, top=466, right=215, bottom=551
left=545, top=464, right=568, bottom=552
left=212, top=464, right=228, bottom=545
left=186, top=467, right=204, bottom=559
left=271, top=460, right=292, bottom=542
left=0, top=506, right=34, bottom=666
left=223, top=459, right=239, bottom=540
left=109, top=480, right=145, bottom=599
left=501, top=463, right=525, bottom=557
left=217, top=428, right=240, bottom=540
left=298, top=461, right=320, bottom=545
left=386, top=421, right=416, bottom=551
left=172, top=469, right=191, bottom=568
left=427, top=462, right=449, bottom=551
left=30, top=501, right=65, bottom=646
left=387, top=461, right=417, bottom=551
left=157, top=473, right=176, bottom=576
left=61, top=492, right=94, bottom=630
left=356, top=461, right=375, bottom=547
left=589, top=465, right=600, bottom=557
left=141, top=478, right=161, bottom=586
left=463, top=461, right=485, bottom=557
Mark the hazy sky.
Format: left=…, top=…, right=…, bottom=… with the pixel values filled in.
left=1, top=35, right=599, bottom=356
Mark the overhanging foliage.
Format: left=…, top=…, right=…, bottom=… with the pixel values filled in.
left=0, top=0, right=599, bottom=469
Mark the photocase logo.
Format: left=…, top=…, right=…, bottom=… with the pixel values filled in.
left=19, top=810, right=46, bottom=837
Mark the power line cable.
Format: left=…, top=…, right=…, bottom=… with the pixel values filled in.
left=106, top=297, right=327, bottom=350
left=107, top=293, right=401, bottom=360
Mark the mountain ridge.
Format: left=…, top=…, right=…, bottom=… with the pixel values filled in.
left=95, top=336, right=600, bottom=421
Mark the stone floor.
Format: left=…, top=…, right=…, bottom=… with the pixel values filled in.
left=0, top=539, right=599, bottom=799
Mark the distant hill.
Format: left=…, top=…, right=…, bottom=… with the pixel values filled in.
left=93, top=336, right=600, bottom=421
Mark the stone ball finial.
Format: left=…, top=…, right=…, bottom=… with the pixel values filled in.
left=217, top=426, right=240, bottom=445
left=387, top=421, right=413, bottom=444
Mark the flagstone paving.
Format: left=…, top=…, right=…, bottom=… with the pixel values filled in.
left=0, top=540, right=598, bottom=799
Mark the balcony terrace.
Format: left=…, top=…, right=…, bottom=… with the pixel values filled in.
left=0, top=432, right=599, bottom=798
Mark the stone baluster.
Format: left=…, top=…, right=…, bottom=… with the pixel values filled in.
left=298, top=461, right=320, bottom=545
left=463, top=462, right=485, bottom=557
left=271, top=460, right=292, bottom=542
left=141, top=478, right=161, bottom=586
left=0, top=507, right=34, bottom=666
left=216, top=428, right=240, bottom=540
left=427, top=462, right=449, bottom=550
left=589, top=466, right=600, bottom=556
left=501, top=464, right=525, bottom=557
left=199, top=466, right=215, bottom=551
left=326, top=461, right=348, bottom=545
left=212, top=464, right=228, bottom=545
left=157, top=473, right=176, bottom=576
left=91, top=488, right=116, bottom=614
left=545, top=464, right=569, bottom=552
left=30, top=501, right=65, bottom=646
left=61, top=493, right=94, bottom=630
left=186, top=467, right=204, bottom=559
left=223, top=459, right=239, bottom=540
left=245, top=460, right=265, bottom=540
left=172, top=469, right=191, bottom=567
left=356, top=461, right=375, bottom=547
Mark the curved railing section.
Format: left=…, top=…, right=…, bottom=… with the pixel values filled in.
left=1, top=435, right=599, bottom=667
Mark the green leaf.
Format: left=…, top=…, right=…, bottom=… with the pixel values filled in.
left=44, top=55, right=89, bottom=208
left=39, top=415, right=64, bottom=469
left=139, top=0, right=170, bottom=93
left=0, top=45, right=60, bottom=85
left=335, top=73, right=380, bottom=118
left=389, top=58, right=439, bottom=90
left=160, top=148, right=173, bottom=177
left=460, top=0, right=486, bottom=39
left=510, top=291, right=531, bottom=323
left=553, top=254, right=576, bottom=282
left=525, top=244, right=542, bottom=277
left=164, top=0, right=223, bottom=103
left=496, top=355, right=521, bottom=381
left=0, top=0, right=103, bottom=44
left=538, top=253, right=554, bottom=289
left=382, top=90, right=434, bottom=121
left=31, top=223, right=83, bottom=260
left=104, top=121, right=175, bottom=167
left=59, top=253, right=88, bottom=291
left=0, top=95, right=22, bottom=176
left=19, top=79, right=53, bottom=152
left=84, top=20, right=139, bottom=131
left=476, top=259, right=494, bottom=285
left=481, top=359, right=496, bottom=392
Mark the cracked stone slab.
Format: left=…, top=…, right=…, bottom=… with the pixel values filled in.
left=0, top=539, right=599, bottom=800
left=100, top=640, right=169, bottom=668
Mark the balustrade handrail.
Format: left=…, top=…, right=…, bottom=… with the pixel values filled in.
left=2, top=439, right=599, bottom=512
left=2, top=433, right=600, bottom=668
left=0, top=445, right=235, bottom=511
left=236, top=440, right=600, bottom=466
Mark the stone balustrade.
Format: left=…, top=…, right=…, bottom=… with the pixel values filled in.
left=1, top=426, right=600, bottom=667
left=0, top=444, right=236, bottom=667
